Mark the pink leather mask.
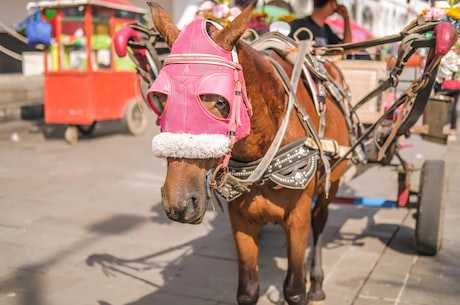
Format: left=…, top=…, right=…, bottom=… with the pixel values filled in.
left=146, top=18, right=251, bottom=158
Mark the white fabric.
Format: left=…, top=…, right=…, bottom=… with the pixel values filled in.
left=152, top=132, right=231, bottom=159
left=436, top=49, right=460, bottom=83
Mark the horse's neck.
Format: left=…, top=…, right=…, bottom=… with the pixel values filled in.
left=232, top=44, right=317, bottom=162
left=239, top=47, right=287, bottom=122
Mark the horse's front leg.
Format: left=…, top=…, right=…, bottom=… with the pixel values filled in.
left=228, top=203, right=262, bottom=305
left=308, top=181, right=340, bottom=302
left=308, top=198, right=328, bottom=302
left=283, top=200, right=311, bottom=305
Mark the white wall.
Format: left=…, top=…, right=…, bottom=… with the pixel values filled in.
left=1, top=0, right=34, bottom=28
left=339, top=0, right=432, bottom=37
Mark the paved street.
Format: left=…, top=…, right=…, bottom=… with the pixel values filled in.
left=0, top=112, right=459, bottom=305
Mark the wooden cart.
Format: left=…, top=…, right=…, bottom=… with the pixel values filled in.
left=28, top=0, right=149, bottom=143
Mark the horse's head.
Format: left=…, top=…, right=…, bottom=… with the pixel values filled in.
left=146, top=1, right=256, bottom=224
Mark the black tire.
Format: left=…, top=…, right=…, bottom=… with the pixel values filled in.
left=122, top=100, right=148, bottom=136
left=77, top=123, right=96, bottom=135
left=414, top=159, right=447, bottom=255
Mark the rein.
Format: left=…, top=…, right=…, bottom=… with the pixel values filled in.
left=240, top=41, right=307, bottom=184
left=265, top=45, right=332, bottom=196
left=315, top=17, right=439, bottom=57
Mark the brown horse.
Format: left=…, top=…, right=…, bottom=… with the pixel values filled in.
left=146, top=1, right=352, bottom=304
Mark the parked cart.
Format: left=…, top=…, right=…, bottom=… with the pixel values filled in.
left=27, top=0, right=150, bottom=143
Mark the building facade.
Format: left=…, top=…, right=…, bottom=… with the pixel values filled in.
left=339, top=0, right=432, bottom=37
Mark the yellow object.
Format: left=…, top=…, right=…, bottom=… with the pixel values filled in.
left=50, top=44, right=58, bottom=71
left=446, top=8, right=460, bottom=20
left=91, top=34, right=111, bottom=50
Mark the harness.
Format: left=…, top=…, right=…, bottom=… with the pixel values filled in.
left=130, top=14, right=457, bottom=204
left=141, top=19, right=357, bottom=203
left=216, top=137, right=319, bottom=200
left=211, top=32, right=359, bottom=201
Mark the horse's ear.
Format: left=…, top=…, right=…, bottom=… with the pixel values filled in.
left=147, top=2, right=179, bottom=49
left=214, top=0, right=258, bottom=51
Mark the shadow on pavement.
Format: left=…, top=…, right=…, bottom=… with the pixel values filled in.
left=85, top=201, right=418, bottom=305
left=0, top=213, right=149, bottom=305
left=323, top=204, right=418, bottom=255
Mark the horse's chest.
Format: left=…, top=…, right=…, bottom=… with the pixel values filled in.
left=239, top=196, right=287, bottom=224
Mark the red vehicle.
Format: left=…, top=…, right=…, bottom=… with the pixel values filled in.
left=28, top=0, right=149, bottom=143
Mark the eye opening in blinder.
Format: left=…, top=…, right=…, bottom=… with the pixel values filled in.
left=147, top=91, right=168, bottom=115
left=199, top=94, right=231, bottom=119
left=146, top=73, right=170, bottom=116
left=197, top=73, right=235, bottom=120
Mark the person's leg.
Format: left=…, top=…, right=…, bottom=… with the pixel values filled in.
left=450, top=93, right=458, bottom=131
left=447, top=92, right=458, bottom=141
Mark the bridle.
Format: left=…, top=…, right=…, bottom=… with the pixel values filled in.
left=147, top=18, right=252, bottom=164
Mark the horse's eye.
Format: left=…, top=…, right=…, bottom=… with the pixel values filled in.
left=149, top=92, right=167, bottom=113
left=215, top=96, right=230, bottom=117
left=200, top=94, right=230, bottom=118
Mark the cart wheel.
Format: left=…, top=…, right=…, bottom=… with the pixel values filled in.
left=122, top=100, right=148, bottom=135
left=414, top=160, right=447, bottom=255
left=77, top=123, right=96, bottom=135
left=65, top=125, right=79, bottom=145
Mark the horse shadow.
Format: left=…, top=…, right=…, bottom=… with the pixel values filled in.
left=86, top=202, right=306, bottom=305
left=324, top=183, right=418, bottom=255
left=86, top=190, right=417, bottom=305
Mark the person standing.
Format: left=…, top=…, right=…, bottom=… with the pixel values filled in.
left=288, top=0, right=351, bottom=46
left=434, top=48, right=460, bottom=141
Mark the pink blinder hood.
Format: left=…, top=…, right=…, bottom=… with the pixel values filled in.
left=146, top=18, right=252, bottom=160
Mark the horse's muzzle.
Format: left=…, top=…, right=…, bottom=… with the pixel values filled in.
left=161, top=187, right=207, bottom=224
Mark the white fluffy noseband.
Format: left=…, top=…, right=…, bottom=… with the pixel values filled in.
left=152, top=132, right=231, bottom=159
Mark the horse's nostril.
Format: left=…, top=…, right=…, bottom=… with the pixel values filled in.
left=185, top=195, right=199, bottom=214
left=172, top=194, right=202, bottom=223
